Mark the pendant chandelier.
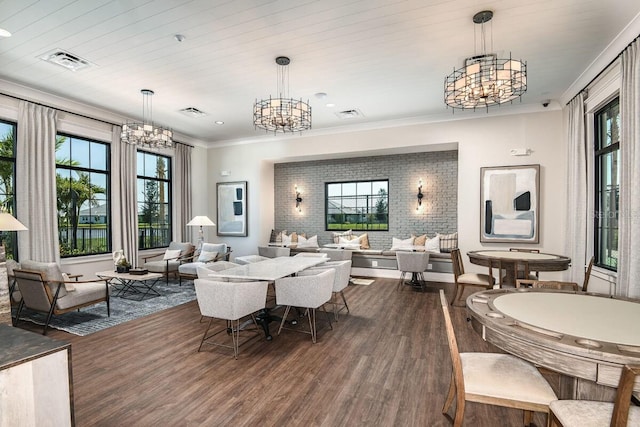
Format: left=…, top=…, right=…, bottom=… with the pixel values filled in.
left=254, top=56, right=311, bottom=133
left=444, top=10, right=527, bottom=111
left=121, top=89, right=173, bottom=148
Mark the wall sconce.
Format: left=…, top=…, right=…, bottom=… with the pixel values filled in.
left=416, top=179, right=423, bottom=211
left=295, top=184, right=303, bottom=212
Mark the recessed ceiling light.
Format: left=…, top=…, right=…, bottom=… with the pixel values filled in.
left=0, top=28, right=11, bottom=38
left=215, top=121, right=224, bottom=125
left=326, top=103, right=335, bottom=108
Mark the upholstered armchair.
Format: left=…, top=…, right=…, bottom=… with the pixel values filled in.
left=12, top=260, right=110, bottom=335
left=301, top=260, right=352, bottom=321
left=143, top=241, right=195, bottom=283
left=194, top=278, right=268, bottom=358
left=275, top=269, right=335, bottom=343
left=178, top=243, right=232, bottom=285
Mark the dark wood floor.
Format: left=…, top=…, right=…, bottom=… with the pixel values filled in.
left=16, top=279, right=549, bottom=426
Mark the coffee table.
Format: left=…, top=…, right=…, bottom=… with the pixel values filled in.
left=96, top=270, right=164, bottom=301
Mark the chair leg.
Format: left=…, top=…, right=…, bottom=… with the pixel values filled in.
left=230, top=319, right=240, bottom=359
left=320, top=304, right=333, bottom=330
left=452, top=283, right=464, bottom=306
left=523, top=410, right=533, bottom=427
left=198, top=318, right=215, bottom=352
left=442, top=371, right=456, bottom=414
left=397, top=271, right=406, bottom=291
left=308, top=308, right=316, bottom=343
left=340, top=291, right=349, bottom=314
left=277, top=306, right=291, bottom=336
left=13, top=300, right=24, bottom=326
left=106, top=295, right=111, bottom=317
left=42, top=305, right=56, bottom=335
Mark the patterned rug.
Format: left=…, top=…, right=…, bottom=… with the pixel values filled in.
left=14, top=279, right=196, bottom=336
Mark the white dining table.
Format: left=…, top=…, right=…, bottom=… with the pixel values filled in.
left=208, top=255, right=327, bottom=281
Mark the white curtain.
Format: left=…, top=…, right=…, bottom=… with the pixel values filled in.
left=563, top=93, right=588, bottom=285
left=617, top=38, right=640, bottom=298
left=16, top=102, right=59, bottom=262
left=174, top=143, right=192, bottom=242
left=110, top=125, right=139, bottom=267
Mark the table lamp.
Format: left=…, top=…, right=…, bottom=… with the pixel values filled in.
left=186, top=216, right=216, bottom=249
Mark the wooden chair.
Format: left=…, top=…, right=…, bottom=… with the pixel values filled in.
left=178, top=243, right=232, bottom=285
left=439, top=290, right=557, bottom=426
left=13, top=262, right=110, bottom=335
left=582, top=256, right=594, bottom=292
left=143, top=241, right=195, bottom=284
left=450, top=249, right=495, bottom=305
left=549, top=364, right=640, bottom=426
left=516, top=279, right=580, bottom=292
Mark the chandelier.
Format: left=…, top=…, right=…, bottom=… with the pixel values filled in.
left=121, top=89, right=173, bottom=148
left=444, top=10, right=527, bottom=111
left=254, top=56, right=311, bottom=133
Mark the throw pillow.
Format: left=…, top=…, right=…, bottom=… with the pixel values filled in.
left=297, top=235, right=319, bottom=248
left=281, top=233, right=292, bottom=246
left=413, top=234, right=427, bottom=246
left=390, top=236, right=415, bottom=250
left=353, top=233, right=370, bottom=249
left=332, top=230, right=353, bottom=244
left=437, top=232, right=458, bottom=253
left=163, top=249, right=182, bottom=260
left=424, top=235, right=441, bottom=252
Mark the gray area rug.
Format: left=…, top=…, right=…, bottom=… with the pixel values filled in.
left=14, top=279, right=196, bottom=336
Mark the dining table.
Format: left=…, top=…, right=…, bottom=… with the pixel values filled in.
left=208, top=256, right=328, bottom=340
left=466, top=250, right=571, bottom=286
left=466, top=288, right=640, bottom=401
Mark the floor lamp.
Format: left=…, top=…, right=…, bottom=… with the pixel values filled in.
left=0, top=212, right=28, bottom=325
left=186, top=216, right=216, bottom=250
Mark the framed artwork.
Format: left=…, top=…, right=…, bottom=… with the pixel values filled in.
left=480, top=164, right=540, bottom=243
left=216, top=181, right=247, bottom=236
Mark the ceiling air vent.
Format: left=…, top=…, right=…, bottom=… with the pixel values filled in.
left=179, top=107, right=208, bottom=118
left=39, top=49, right=92, bottom=71
left=335, top=109, right=363, bottom=120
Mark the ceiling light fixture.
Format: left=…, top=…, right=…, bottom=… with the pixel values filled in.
left=254, top=56, right=311, bottom=134
left=444, top=10, right=527, bottom=111
left=121, top=89, right=173, bottom=148
left=0, top=28, right=12, bottom=38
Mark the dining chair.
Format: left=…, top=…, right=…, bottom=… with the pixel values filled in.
left=257, top=246, right=290, bottom=258
left=548, top=364, right=640, bottom=427
left=439, top=290, right=557, bottom=427
left=275, top=269, right=335, bottom=343
left=194, top=278, right=268, bottom=359
left=450, top=249, right=495, bottom=306
left=516, top=279, right=580, bottom=292
left=300, top=260, right=352, bottom=321
left=395, top=251, right=430, bottom=291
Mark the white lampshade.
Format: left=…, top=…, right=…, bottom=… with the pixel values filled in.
left=187, top=216, right=216, bottom=227
left=0, top=213, right=28, bottom=231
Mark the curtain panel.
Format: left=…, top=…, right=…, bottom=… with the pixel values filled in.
left=174, top=143, right=192, bottom=243
left=16, top=102, right=59, bottom=262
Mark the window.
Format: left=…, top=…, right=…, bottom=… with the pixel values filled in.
left=0, top=120, right=17, bottom=259
left=137, top=151, right=171, bottom=249
left=326, top=180, right=388, bottom=230
left=594, top=97, right=620, bottom=271
left=56, top=134, right=111, bottom=257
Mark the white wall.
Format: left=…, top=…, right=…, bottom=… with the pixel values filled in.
left=209, top=110, right=571, bottom=279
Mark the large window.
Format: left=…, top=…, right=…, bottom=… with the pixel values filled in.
left=56, top=134, right=111, bottom=257
left=326, top=180, right=388, bottom=230
left=137, top=151, right=171, bottom=249
left=594, top=97, right=620, bottom=271
left=0, top=120, right=17, bottom=259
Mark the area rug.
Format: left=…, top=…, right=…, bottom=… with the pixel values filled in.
left=350, top=278, right=375, bottom=286
left=14, top=280, right=196, bottom=336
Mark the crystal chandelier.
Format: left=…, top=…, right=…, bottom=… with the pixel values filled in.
left=121, top=89, right=173, bottom=148
left=444, top=10, right=527, bottom=111
left=254, top=56, right=311, bottom=133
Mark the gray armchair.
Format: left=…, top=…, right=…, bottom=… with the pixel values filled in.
left=13, top=260, right=110, bottom=335
left=143, top=241, right=195, bottom=283
left=178, top=243, right=232, bottom=285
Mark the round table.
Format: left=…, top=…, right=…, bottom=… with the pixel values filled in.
left=466, top=288, right=640, bottom=399
left=467, top=250, right=571, bottom=285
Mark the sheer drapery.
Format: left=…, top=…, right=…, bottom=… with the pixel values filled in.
left=617, top=38, right=640, bottom=298
left=174, top=143, right=192, bottom=242
left=563, top=93, right=588, bottom=285
left=110, top=125, right=139, bottom=267
left=16, top=102, right=59, bottom=262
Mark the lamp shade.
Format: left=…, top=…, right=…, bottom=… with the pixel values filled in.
left=187, top=216, right=216, bottom=227
left=0, top=213, right=28, bottom=231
